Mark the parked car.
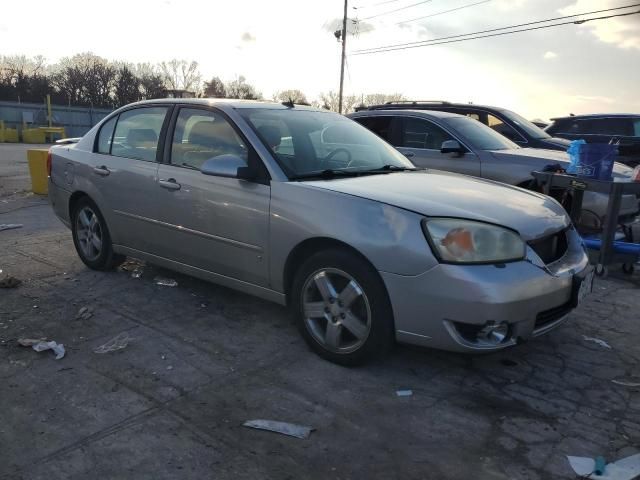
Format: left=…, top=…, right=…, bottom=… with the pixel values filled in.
left=348, top=109, right=639, bottom=231
left=356, top=101, right=571, bottom=151
left=49, top=99, right=592, bottom=365
left=545, top=114, right=640, bottom=167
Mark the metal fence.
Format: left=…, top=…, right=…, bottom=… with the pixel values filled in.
left=0, top=101, right=113, bottom=138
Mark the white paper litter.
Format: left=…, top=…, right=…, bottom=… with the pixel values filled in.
left=31, top=341, right=66, bottom=360
left=94, top=332, right=131, bottom=354
left=583, top=335, right=612, bottom=349
left=568, top=454, right=640, bottom=480
left=396, top=389, right=413, bottom=397
left=243, top=419, right=313, bottom=439
left=612, top=379, right=640, bottom=388
left=154, top=277, right=178, bottom=287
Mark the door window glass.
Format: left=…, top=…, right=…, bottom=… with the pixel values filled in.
left=633, top=119, right=640, bottom=137
left=487, top=114, right=523, bottom=142
left=111, top=107, right=168, bottom=162
left=585, top=118, right=632, bottom=136
left=171, top=108, right=248, bottom=169
left=401, top=118, right=452, bottom=150
left=353, top=116, right=394, bottom=144
left=97, top=116, right=117, bottom=154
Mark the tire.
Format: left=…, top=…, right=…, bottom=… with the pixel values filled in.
left=71, top=197, right=124, bottom=271
left=290, top=248, right=394, bottom=366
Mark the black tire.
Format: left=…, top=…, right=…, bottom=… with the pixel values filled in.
left=71, top=197, right=124, bottom=271
left=290, top=248, right=394, bottom=366
left=622, top=263, right=635, bottom=275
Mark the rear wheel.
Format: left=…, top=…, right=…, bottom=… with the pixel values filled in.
left=291, top=249, right=394, bottom=366
left=71, top=197, right=124, bottom=270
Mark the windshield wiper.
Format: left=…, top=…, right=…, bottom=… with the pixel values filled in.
left=373, top=164, right=415, bottom=171
left=290, top=169, right=366, bottom=180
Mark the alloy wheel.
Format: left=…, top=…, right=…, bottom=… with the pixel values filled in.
left=75, top=206, right=103, bottom=261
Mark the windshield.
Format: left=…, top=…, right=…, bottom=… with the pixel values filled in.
left=238, top=108, right=414, bottom=178
left=445, top=117, right=520, bottom=151
left=501, top=109, right=551, bottom=140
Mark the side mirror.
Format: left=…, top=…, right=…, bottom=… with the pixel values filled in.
left=200, top=154, right=254, bottom=180
left=441, top=140, right=465, bottom=155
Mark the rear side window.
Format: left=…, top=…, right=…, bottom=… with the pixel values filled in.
left=585, top=118, right=632, bottom=136
left=401, top=118, right=452, bottom=150
left=111, top=107, right=169, bottom=162
left=353, top=116, right=394, bottom=144
left=633, top=119, right=640, bottom=137
left=97, top=116, right=117, bottom=154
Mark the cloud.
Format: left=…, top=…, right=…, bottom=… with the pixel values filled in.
left=323, top=18, right=375, bottom=36
left=241, top=32, right=256, bottom=42
left=559, top=1, right=640, bottom=50
left=543, top=51, right=557, bottom=59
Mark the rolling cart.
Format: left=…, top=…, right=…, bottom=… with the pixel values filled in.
left=531, top=171, right=640, bottom=277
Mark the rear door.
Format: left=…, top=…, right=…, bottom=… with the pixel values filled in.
left=89, top=105, right=170, bottom=253
left=154, top=106, right=271, bottom=286
left=395, top=116, right=481, bottom=176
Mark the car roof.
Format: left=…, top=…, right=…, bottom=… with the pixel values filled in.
left=360, top=101, right=508, bottom=113
left=123, top=98, right=322, bottom=111
left=349, top=109, right=464, bottom=120
left=550, top=113, right=640, bottom=121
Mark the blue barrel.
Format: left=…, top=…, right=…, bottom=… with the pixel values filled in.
left=570, top=143, right=617, bottom=181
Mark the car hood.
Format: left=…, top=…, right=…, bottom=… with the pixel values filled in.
left=538, top=137, right=571, bottom=150
left=303, top=170, right=568, bottom=241
left=491, top=148, right=634, bottom=180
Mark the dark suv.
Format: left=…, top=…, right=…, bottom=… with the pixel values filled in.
left=545, top=114, right=640, bottom=167
left=356, top=101, right=571, bottom=151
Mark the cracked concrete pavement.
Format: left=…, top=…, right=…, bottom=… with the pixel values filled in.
left=1, top=143, right=639, bottom=479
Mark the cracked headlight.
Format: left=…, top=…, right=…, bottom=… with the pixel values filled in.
left=422, top=218, right=526, bottom=264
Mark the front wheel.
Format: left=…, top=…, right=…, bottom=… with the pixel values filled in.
left=291, top=249, right=394, bottom=366
left=71, top=197, right=124, bottom=271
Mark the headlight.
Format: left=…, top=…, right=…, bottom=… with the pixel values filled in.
left=422, top=218, right=526, bottom=264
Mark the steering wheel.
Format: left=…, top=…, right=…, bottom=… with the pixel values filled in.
left=325, top=148, right=353, bottom=167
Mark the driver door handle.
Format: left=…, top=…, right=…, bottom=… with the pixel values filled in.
left=403, top=151, right=415, bottom=158
left=93, top=166, right=110, bottom=176
left=159, top=178, right=181, bottom=190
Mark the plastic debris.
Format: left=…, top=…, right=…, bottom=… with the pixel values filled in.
left=0, top=276, right=21, bottom=288
left=243, top=419, right=314, bottom=439
left=26, top=340, right=66, bottom=360
left=0, top=224, right=23, bottom=232
left=75, top=306, right=93, bottom=321
left=94, top=332, right=132, bottom=354
left=396, top=389, right=413, bottom=397
left=567, top=454, right=640, bottom=480
left=18, top=338, right=47, bottom=347
left=154, top=277, right=178, bottom=287
left=131, top=269, right=143, bottom=279
left=612, top=378, right=640, bottom=388
left=583, top=335, right=611, bottom=349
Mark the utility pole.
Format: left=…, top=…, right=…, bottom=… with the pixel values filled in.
left=338, top=0, right=348, bottom=114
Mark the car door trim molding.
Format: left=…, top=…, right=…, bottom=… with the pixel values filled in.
left=113, top=209, right=263, bottom=252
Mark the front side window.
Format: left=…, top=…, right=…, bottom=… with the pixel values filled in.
left=353, top=116, right=394, bottom=144
left=171, top=108, right=248, bottom=169
left=238, top=108, right=414, bottom=177
left=97, top=116, right=117, bottom=154
left=500, top=109, right=551, bottom=139
left=111, top=107, right=168, bottom=162
left=487, top=114, right=523, bottom=142
left=445, top=116, right=519, bottom=151
left=401, top=118, right=453, bottom=150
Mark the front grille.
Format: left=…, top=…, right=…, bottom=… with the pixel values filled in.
left=535, top=302, right=573, bottom=329
left=528, top=229, right=568, bottom=265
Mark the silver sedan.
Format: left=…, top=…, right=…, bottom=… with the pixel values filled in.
left=49, top=99, right=591, bottom=365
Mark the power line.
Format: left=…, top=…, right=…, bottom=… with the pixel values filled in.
left=353, top=3, right=640, bottom=54
left=396, top=0, right=491, bottom=25
left=361, top=0, right=434, bottom=20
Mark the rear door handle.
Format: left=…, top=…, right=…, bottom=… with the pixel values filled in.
left=402, top=151, right=415, bottom=158
left=93, top=166, right=110, bottom=176
left=159, top=178, right=181, bottom=190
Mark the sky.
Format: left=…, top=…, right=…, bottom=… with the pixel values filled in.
left=0, top=0, right=638, bottom=120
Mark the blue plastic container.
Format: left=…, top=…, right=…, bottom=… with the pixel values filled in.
left=567, top=142, right=617, bottom=181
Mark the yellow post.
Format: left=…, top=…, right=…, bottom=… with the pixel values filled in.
left=27, top=149, right=49, bottom=195
left=47, top=94, right=52, bottom=127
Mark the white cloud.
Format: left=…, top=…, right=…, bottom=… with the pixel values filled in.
left=543, top=51, right=557, bottom=59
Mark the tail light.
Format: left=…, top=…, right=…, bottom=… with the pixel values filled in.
left=47, top=149, right=52, bottom=177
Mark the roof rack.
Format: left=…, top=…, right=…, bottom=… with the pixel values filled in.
left=359, top=100, right=453, bottom=111
left=384, top=100, right=450, bottom=105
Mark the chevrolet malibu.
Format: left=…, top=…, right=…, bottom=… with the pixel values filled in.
left=49, top=99, right=592, bottom=365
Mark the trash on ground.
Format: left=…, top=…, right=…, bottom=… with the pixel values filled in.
left=612, top=378, right=640, bottom=388
left=18, top=338, right=47, bottom=347
left=583, top=335, right=612, bottom=349
left=567, top=453, right=640, bottom=480
left=242, top=419, right=314, bottom=439
left=0, top=224, right=23, bottom=232
left=154, top=277, right=178, bottom=287
left=396, top=389, right=413, bottom=397
left=0, top=276, right=22, bottom=288
left=94, top=332, right=132, bottom=354
left=131, top=269, right=143, bottom=278
left=75, top=306, right=93, bottom=321
left=21, top=340, right=66, bottom=360
left=119, top=259, right=145, bottom=277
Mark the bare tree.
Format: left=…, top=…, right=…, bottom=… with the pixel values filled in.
left=52, top=53, right=116, bottom=107
left=114, top=65, right=142, bottom=106
left=272, top=89, right=308, bottom=104
left=203, top=76, right=226, bottom=98
left=318, top=91, right=359, bottom=113
left=225, top=76, right=261, bottom=100
left=363, top=92, right=405, bottom=106
left=159, top=59, right=201, bottom=93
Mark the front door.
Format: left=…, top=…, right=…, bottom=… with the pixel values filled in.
left=395, top=117, right=481, bottom=177
left=154, top=106, right=271, bottom=287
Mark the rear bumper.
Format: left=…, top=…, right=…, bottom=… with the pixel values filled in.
left=383, top=228, right=591, bottom=353
left=48, top=178, right=72, bottom=228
